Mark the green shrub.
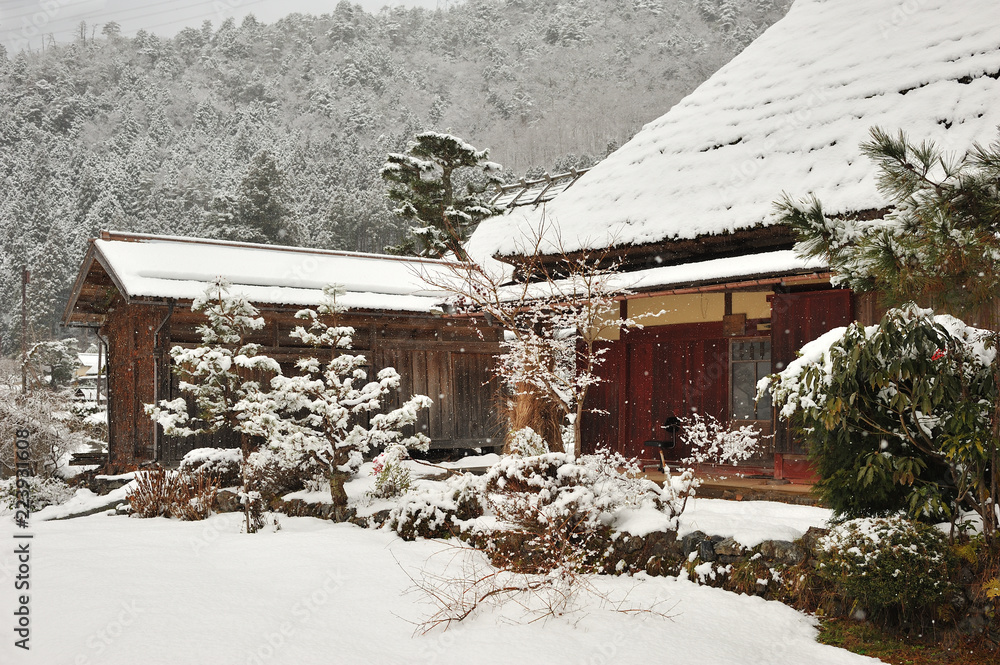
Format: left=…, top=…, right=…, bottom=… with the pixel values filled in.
left=765, top=305, right=995, bottom=523
left=817, top=516, right=957, bottom=623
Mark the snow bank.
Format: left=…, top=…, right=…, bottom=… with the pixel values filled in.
left=0, top=513, right=876, bottom=665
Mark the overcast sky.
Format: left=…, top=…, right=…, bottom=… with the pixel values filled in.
left=0, top=0, right=454, bottom=53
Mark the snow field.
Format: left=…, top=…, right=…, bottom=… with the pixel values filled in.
left=0, top=502, right=881, bottom=665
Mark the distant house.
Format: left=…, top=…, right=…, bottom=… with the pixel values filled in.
left=63, top=231, right=502, bottom=470
left=467, top=0, right=1000, bottom=479
left=72, top=352, right=106, bottom=403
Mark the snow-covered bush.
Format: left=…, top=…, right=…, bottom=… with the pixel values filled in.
left=0, top=476, right=74, bottom=512
left=817, top=517, right=957, bottom=623
left=369, top=444, right=413, bottom=499
left=481, top=450, right=693, bottom=573
left=237, top=285, right=432, bottom=506
left=179, top=447, right=242, bottom=487
left=127, top=468, right=218, bottom=521
left=678, top=413, right=761, bottom=466
left=0, top=359, right=90, bottom=477
left=23, top=338, right=79, bottom=388
left=389, top=473, right=486, bottom=540
left=507, top=426, right=549, bottom=457
left=762, top=304, right=997, bottom=528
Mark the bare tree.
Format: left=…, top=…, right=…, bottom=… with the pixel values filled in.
left=422, top=221, right=645, bottom=454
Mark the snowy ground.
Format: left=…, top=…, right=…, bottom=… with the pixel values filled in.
left=0, top=498, right=881, bottom=665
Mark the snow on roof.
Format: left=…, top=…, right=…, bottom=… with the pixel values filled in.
left=610, top=249, right=827, bottom=293
left=92, top=232, right=452, bottom=313
left=468, top=0, right=1000, bottom=259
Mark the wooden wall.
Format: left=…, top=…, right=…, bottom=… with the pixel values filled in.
left=582, top=287, right=855, bottom=465
left=103, top=300, right=502, bottom=466
left=103, top=301, right=162, bottom=468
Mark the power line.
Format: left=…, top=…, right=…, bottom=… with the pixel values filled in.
left=0, top=0, right=275, bottom=32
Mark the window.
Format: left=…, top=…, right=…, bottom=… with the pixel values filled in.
left=731, top=339, right=772, bottom=421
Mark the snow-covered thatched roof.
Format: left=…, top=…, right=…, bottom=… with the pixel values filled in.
left=64, top=232, right=452, bottom=325
left=468, top=0, right=1000, bottom=262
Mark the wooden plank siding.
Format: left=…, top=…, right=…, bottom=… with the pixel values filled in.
left=770, top=289, right=854, bottom=454
left=582, top=288, right=854, bottom=469
left=99, top=299, right=502, bottom=466
left=104, top=301, right=162, bottom=468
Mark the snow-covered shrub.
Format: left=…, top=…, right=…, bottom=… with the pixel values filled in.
left=237, top=285, right=431, bottom=506
left=762, top=304, right=996, bottom=527
left=24, top=338, right=79, bottom=388
left=507, top=426, right=548, bottom=457
left=678, top=413, right=761, bottom=466
left=817, top=517, right=957, bottom=623
left=243, top=446, right=329, bottom=502
left=369, top=444, right=412, bottom=499
left=480, top=450, right=693, bottom=574
left=179, top=448, right=242, bottom=487
left=0, top=476, right=74, bottom=512
left=389, top=473, right=485, bottom=541
left=0, top=358, right=91, bottom=477
left=127, top=468, right=218, bottom=521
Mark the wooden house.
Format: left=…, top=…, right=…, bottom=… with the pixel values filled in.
left=63, top=231, right=502, bottom=470
left=467, top=0, right=1000, bottom=478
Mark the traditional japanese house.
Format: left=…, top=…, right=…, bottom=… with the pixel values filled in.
left=63, top=231, right=502, bottom=470
left=467, top=0, right=1000, bottom=479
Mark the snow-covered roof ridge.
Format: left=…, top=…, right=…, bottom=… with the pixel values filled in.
left=83, top=231, right=454, bottom=313
left=468, top=0, right=1000, bottom=259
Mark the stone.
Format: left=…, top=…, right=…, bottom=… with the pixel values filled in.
left=798, top=526, right=830, bottom=558
left=331, top=505, right=357, bottom=523
left=698, top=539, right=717, bottom=562
left=713, top=537, right=745, bottom=557
left=682, top=530, right=707, bottom=556
left=215, top=489, right=241, bottom=513
left=758, top=539, right=806, bottom=566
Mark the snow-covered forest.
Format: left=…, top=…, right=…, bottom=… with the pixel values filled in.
left=0, top=0, right=792, bottom=350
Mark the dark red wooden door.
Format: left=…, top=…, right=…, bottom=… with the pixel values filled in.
left=624, top=324, right=729, bottom=462
left=770, top=289, right=854, bottom=452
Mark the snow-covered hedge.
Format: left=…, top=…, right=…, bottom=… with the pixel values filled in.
left=0, top=476, right=74, bottom=513
left=817, top=516, right=957, bottom=621
left=179, top=448, right=242, bottom=487
left=390, top=451, right=696, bottom=574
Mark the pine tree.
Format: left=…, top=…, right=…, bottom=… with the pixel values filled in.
left=776, top=126, right=1000, bottom=325
left=381, top=132, right=502, bottom=259
left=774, top=126, right=1000, bottom=542
left=146, top=278, right=280, bottom=532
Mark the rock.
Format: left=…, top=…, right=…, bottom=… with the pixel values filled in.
left=88, top=476, right=132, bottom=495
left=798, top=526, right=830, bottom=558
left=215, top=489, right=241, bottom=513
left=622, top=535, right=644, bottom=555
left=713, top=537, right=745, bottom=557
left=331, top=505, right=357, bottom=523
left=698, top=539, right=717, bottom=562
left=682, top=530, right=707, bottom=556
left=758, top=539, right=805, bottom=566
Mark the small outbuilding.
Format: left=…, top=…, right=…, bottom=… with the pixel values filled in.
left=63, top=231, right=502, bottom=470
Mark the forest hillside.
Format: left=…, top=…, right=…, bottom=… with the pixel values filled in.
left=0, top=0, right=792, bottom=348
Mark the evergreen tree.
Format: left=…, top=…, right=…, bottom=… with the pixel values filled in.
left=776, top=127, right=1000, bottom=324
left=381, top=132, right=502, bottom=259
left=774, top=127, right=1000, bottom=542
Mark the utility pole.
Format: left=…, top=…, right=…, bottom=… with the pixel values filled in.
left=21, top=268, right=29, bottom=394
